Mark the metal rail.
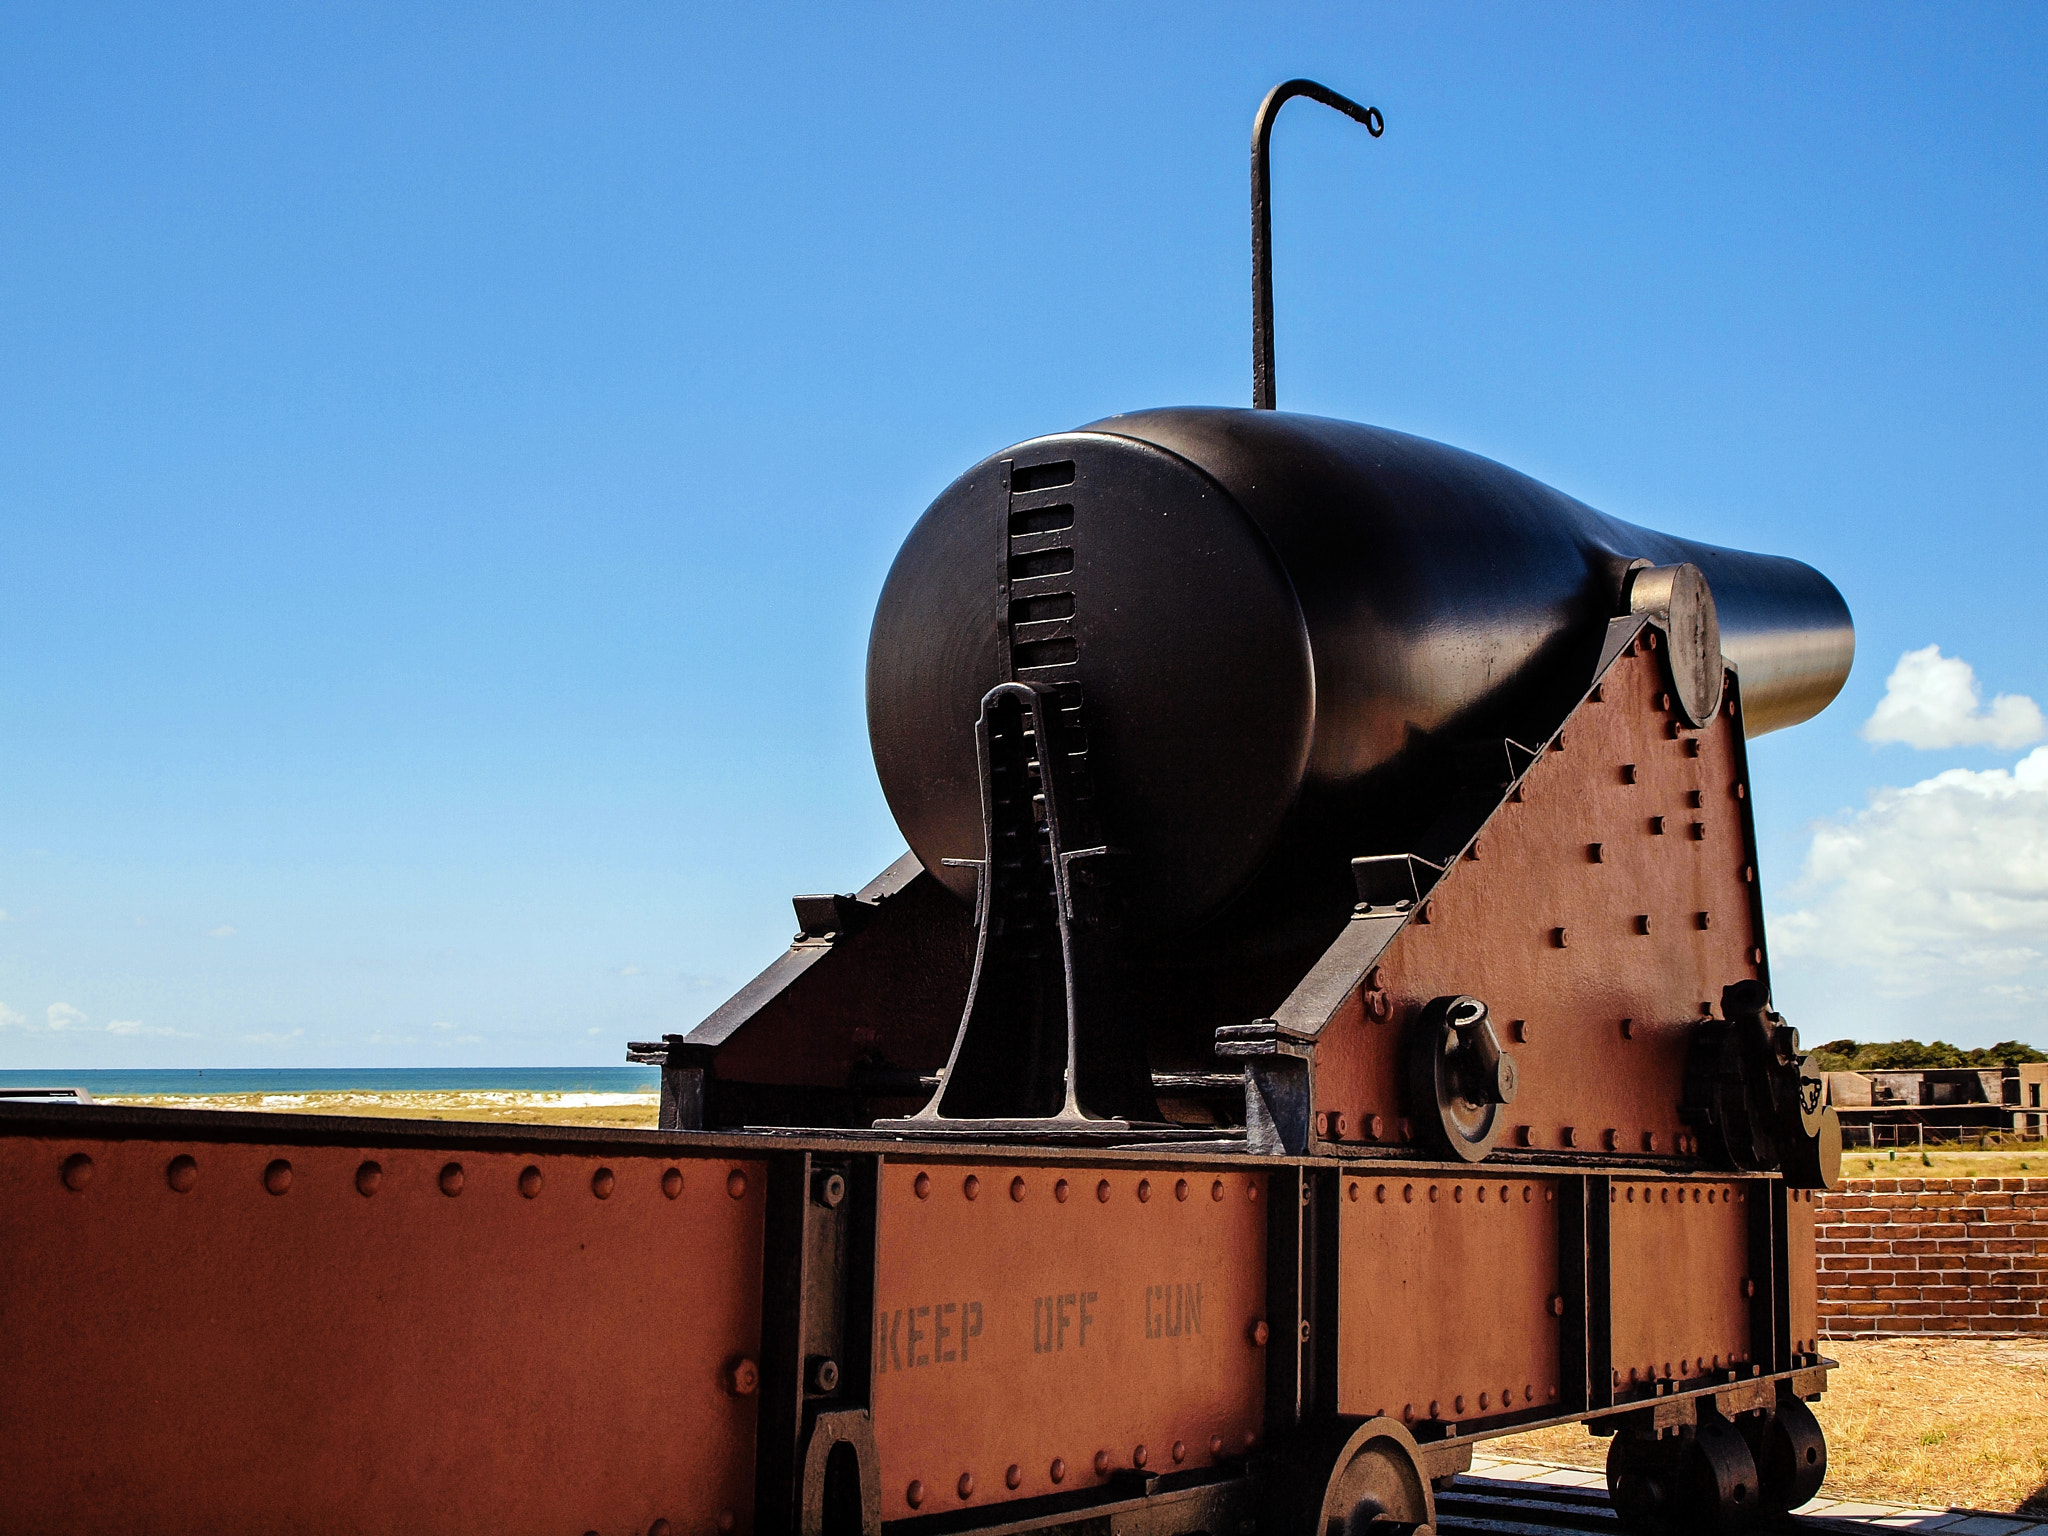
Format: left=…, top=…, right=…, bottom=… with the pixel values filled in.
left=1250, top=78, right=1383, bottom=410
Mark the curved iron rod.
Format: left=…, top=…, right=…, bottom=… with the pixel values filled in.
left=1251, top=79, right=1383, bottom=410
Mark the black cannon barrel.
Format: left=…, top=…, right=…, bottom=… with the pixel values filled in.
left=867, top=407, right=1852, bottom=945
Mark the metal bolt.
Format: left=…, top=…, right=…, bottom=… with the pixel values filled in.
left=1005, top=1464, right=1022, bottom=1490
left=649, top=1522, right=671, bottom=1536
left=1455, top=1396, right=1466, bottom=1414
left=957, top=1471, right=973, bottom=1499
left=1096, top=1179, right=1111, bottom=1203
left=1247, top=1320, right=1270, bottom=1347
left=1621, top=763, right=1638, bottom=784
left=1010, top=1175, right=1026, bottom=1203
left=727, top=1168, right=748, bottom=1200
left=1550, top=1294, right=1565, bottom=1316
left=1172, top=1440, right=1186, bottom=1464
left=905, top=1479, right=924, bottom=1509
left=1209, top=1435, right=1224, bottom=1456
left=60, top=1153, right=93, bottom=1191
left=1299, top=1319, right=1312, bottom=1343
left=1429, top=1400, right=1441, bottom=1419
left=1347, top=1181, right=1359, bottom=1203
left=590, top=1167, right=616, bottom=1199
left=717, top=1513, right=735, bottom=1534
left=1649, top=816, right=1665, bottom=835
left=439, top=1162, right=464, bottom=1197
left=962, top=1174, right=980, bottom=1201
left=1175, top=1178, right=1189, bottom=1202
left=662, top=1167, right=684, bottom=1199
left=914, top=1171, right=931, bottom=1199
left=813, top=1170, right=846, bottom=1208
left=1093, top=1450, right=1111, bottom=1477
left=1620, top=1018, right=1634, bottom=1040
left=725, top=1356, right=759, bottom=1397
left=356, top=1160, right=382, bottom=1197
left=519, top=1165, right=543, bottom=1199
left=1587, top=842, right=1604, bottom=863
left=1210, top=1179, right=1224, bottom=1202
left=1055, top=1178, right=1070, bottom=1203
left=1743, top=1279, right=1756, bottom=1298
left=1049, top=1458, right=1066, bottom=1484
left=166, top=1154, right=198, bottom=1193
left=1552, top=927, right=1569, bottom=949
left=264, top=1159, right=293, bottom=1196
left=1561, top=1127, right=1578, bottom=1149
left=1133, top=1444, right=1148, bottom=1469
left=807, top=1355, right=840, bottom=1394
left=1137, top=1178, right=1151, bottom=1203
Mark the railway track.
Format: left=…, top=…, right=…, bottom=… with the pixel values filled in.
left=1439, top=1476, right=2043, bottom=1536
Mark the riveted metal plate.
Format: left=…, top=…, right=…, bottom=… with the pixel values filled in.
left=870, top=1162, right=1266, bottom=1519
left=1, top=1135, right=764, bottom=1533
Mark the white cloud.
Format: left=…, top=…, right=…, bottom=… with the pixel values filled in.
left=0, top=1002, right=24, bottom=1028
left=1861, top=645, right=2045, bottom=751
left=453, top=1034, right=483, bottom=1045
left=240, top=1028, right=303, bottom=1044
left=618, top=964, right=642, bottom=977
left=587, top=1027, right=603, bottom=1037
left=108, top=1019, right=192, bottom=1038
left=206, top=925, right=237, bottom=939
left=46, top=1003, right=88, bottom=1032
left=1777, top=747, right=2048, bottom=1015
left=430, top=1020, right=457, bottom=1031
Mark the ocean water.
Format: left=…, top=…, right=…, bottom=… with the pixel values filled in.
left=0, top=1067, right=660, bottom=1096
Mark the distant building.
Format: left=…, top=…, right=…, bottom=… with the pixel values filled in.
left=1823, top=1063, right=2048, bottom=1140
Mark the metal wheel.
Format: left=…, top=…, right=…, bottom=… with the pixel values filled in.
left=1607, top=1417, right=1761, bottom=1536
left=1272, top=1417, right=1435, bottom=1536
left=1749, top=1397, right=1827, bottom=1512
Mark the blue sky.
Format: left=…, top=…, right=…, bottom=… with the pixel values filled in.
left=3, top=4, right=2044, bottom=1066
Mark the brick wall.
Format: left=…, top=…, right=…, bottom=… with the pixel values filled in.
left=1816, top=1177, right=2048, bottom=1335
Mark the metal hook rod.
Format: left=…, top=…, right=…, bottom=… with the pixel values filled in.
left=1251, top=79, right=1383, bottom=410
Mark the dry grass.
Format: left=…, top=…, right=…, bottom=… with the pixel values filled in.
left=1488, top=1339, right=2048, bottom=1514
left=97, top=1091, right=660, bottom=1130
left=1840, top=1147, right=2048, bottom=1179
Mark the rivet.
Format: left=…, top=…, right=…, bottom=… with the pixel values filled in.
left=1403, top=1183, right=1415, bottom=1203
left=725, top=1356, right=759, bottom=1397
left=1137, top=1178, right=1151, bottom=1203
left=808, top=1355, right=840, bottom=1393
left=1649, top=816, right=1665, bottom=835
left=1209, top=1434, right=1224, bottom=1455
left=1743, top=1278, right=1756, bottom=1297
left=1696, top=911, right=1711, bottom=930
left=1708, top=1188, right=1717, bottom=1204
left=1097, top=1179, right=1112, bottom=1203
left=814, top=1170, right=846, bottom=1208
left=264, top=1159, right=293, bottom=1196
left=1299, top=1319, right=1312, bottom=1342
left=1602, top=1130, right=1619, bottom=1151
left=1428, top=1184, right=1440, bottom=1203
left=905, top=1479, right=924, bottom=1509
left=717, top=1513, right=735, bottom=1534
left=914, top=1172, right=932, bottom=1199
left=957, top=1471, right=973, bottom=1500
left=1348, top=1181, right=1360, bottom=1203
left=1620, top=1018, right=1634, bottom=1040
left=1133, top=1444, right=1148, bottom=1469
left=1245, top=1431, right=1257, bottom=1451
left=1247, top=1181, right=1259, bottom=1202
left=1524, top=1185, right=1534, bottom=1202
left=1401, top=1404, right=1414, bottom=1424
left=1628, top=1186, right=1636, bottom=1203
left=1686, top=739, right=1702, bottom=758
left=356, top=1160, right=382, bottom=1196
left=1314, top=1111, right=1332, bottom=1139
left=1094, top=1450, right=1111, bottom=1477
left=518, top=1165, right=544, bottom=1199
left=1011, top=1175, right=1026, bottom=1202
left=1743, top=865, right=1756, bottom=883
left=726, top=1168, right=748, bottom=1199
left=1751, top=947, right=1764, bottom=964
left=1172, top=1440, right=1186, bottom=1464
left=1175, top=1178, right=1189, bottom=1202
left=1552, top=926, right=1569, bottom=949
left=1366, top=1113, right=1385, bottom=1140
left=1621, top=763, right=1638, bottom=784
left=649, top=1521, right=672, bottom=1536
left=1429, top=1400, right=1441, bottom=1419
left=1643, top=1132, right=1659, bottom=1152
left=1049, top=1457, right=1066, bottom=1484
left=439, top=1161, right=464, bottom=1196
left=1247, top=1319, right=1270, bottom=1347
left=1333, top=1113, right=1347, bottom=1137
left=1454, top=1185, right=1464, bottom=1203
left=1635, top=914, right=1652, bottom=935
left=1656, top=691, right=1670, bottom=709
left=1455, top=1395, right=1466, bottom=1414
left=1550, top=1294, right=1565, bottom=1316
left=662, top=1167, right=684, bottom=1199
left=1587, top=842, right=1604, bottom=863
left=963, top=1174, right=980, bottom=1201
left=60, top=1152, right=94, bottom=1191
left=166, top=1154, right=199, bottom=1193
left=1056, top=1178, right=1071, bottom=1203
